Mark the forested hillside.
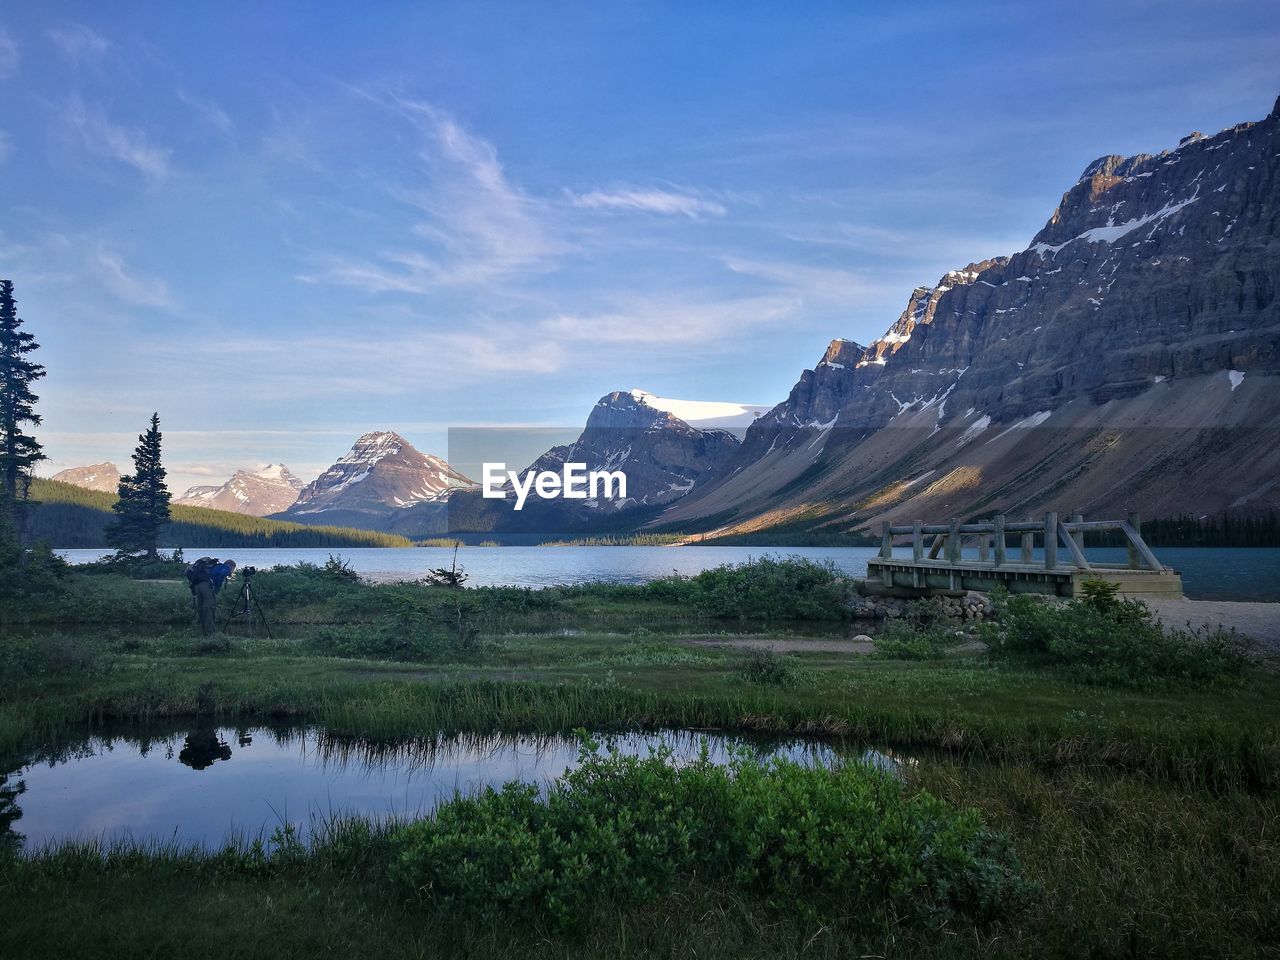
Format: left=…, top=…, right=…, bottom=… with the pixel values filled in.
left=25, top=479, right=413, bottom=548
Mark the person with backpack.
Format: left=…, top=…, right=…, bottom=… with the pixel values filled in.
left=186, top=557, right=236, bottom=636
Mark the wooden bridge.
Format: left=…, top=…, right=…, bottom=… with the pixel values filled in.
left=864, top=512, right=1183, bottom=599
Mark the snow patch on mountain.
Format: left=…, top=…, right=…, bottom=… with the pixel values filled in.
left=628, top=389, right=770, bottom=430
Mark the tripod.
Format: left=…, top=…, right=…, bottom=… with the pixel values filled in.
left=222, top=573, right=273, bottom=638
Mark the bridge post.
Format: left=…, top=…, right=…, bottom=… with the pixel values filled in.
left=1072, top=511, right=1085, bottom=554
left=1044, top=512, right=1058, bottom=569
left=1021, top=519, right=1034, bottom=564
left=912, top=520, right=923, bottom=561
left=994, top=514, right=1006, bottom=567
left=880, top=521, right=893, bottom=559
left=947, top=517, right=962, bottom=563
left=978, top=532, right=989, bottom=562
left=1127, top=511, right=1141, bottom=569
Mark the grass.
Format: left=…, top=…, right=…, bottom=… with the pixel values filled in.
left=0, top=562, right=1277, bottom=957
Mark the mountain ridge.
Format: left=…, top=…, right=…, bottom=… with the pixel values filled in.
left=655, top=95, right=1280, bottom=538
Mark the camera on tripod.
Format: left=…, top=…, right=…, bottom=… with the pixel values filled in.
left=223, top=565, right=271, bottom=637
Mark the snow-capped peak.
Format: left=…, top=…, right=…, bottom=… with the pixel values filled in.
left=628, top=389, right=770, bottom=430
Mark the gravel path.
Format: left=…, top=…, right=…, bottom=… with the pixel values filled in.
left=1145, top=599, right=1280, bottom=654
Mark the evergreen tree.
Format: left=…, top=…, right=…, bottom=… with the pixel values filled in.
left=105, top=412, right=171, bottom=557
left=0, top=279, right=47, bottom=535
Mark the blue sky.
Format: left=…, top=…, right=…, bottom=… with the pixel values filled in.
left=1, top=1, right=1277, bottom=491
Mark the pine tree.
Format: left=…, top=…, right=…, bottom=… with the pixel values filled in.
left=0, top=279, right=47, bottom=536
left=105, top=412, right=171, bottom=557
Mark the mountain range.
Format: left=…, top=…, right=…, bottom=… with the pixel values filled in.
left=48, top=96, right=1279, bottom=541
left=652, top=94, right=1280, bottom=539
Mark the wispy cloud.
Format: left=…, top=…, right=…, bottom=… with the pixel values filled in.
left=66, top=97, right=172, bottom=179
left=540, top=294, right=798, bottom=346
left=720, top=256, right=894, bottom=305
left=0, top=29, right=18, bottom=79
left=307, top=95, right=559, bottom=293
left=47, top=23, right=109, bottom=63
left=177, top=88, right=233, bottom=134
left=568, top=187, right=727, bottom=218
left=91, top=250, right=175, bottom=308
left=137, top=324, right=565, bottom=403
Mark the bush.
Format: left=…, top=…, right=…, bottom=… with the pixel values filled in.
left=984, top=587, right=1253, bottom=687
left=0, top=536, right=68, bottom=599
left=389, top=742, right=1031, bottom=931
left=872, top=620, right=965, bottom=660
left=302, top=623, right=450, bottom=661
left=739, top=648, right=799, bottom=685
left=657, top=555, right=849, bottom=620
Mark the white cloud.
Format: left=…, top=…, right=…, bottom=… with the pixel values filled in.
left=307, top=97, right=560, bottom=294
left=540, top=294, right=798, bottom=346
left=136, top=324, right=565, bottom=403
left=721, top=256, right=891, bottom=305
left=47, top=23, right=108, bottom=63
left=0, top=29, right=17, bottom=79
left=177, top=89, right=233, bottom=134
left=91, top=250, right=175, bottom=308
left=66, top=97, right=172, bottom=179
left=568, top=188, right=727, bottom=218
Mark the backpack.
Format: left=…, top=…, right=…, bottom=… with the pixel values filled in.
left=186, top=558, right=214, bottom=591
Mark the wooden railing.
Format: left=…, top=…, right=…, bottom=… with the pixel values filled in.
left=877, top=512, right=1165, bottom=573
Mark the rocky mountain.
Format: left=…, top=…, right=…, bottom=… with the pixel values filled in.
left=49, top=463, right=120, bottom=494
left=528, top=389, right=743, bottom=508
left=176, top=464, right=305, bottom=517
left=657, top=95, right=1280, bottom=537
left=281, top=431, right=472, bottom=534
left=444, top=389, right=763, bottom=537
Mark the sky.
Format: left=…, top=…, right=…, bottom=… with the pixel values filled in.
left=1, top=1, right=1278, bottom=494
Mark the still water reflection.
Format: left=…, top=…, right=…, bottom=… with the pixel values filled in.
left=3, top=722, right=884, bottom=852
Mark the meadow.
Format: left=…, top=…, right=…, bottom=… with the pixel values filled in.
left=0, top=556, right=1276, bottom=959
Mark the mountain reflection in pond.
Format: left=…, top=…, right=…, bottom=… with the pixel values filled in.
left=3, top=723, right=887, bottom=852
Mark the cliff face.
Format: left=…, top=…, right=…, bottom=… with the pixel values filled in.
left=657, top=96, right=1280, bottom=535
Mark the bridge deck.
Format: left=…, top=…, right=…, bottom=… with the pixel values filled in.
left=864, top=557, right=1184, bottom=598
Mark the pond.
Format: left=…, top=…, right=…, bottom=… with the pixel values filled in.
left=1, top=723, right=896, bottom=852
left=56, top=544, right=1280, bottom=601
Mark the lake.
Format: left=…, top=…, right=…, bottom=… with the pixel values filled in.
left=56, top=545, right=1280, bottom=600
left=1, top=724, right=881, bottom=851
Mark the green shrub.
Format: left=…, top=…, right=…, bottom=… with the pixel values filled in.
left=872, top=620, right=965, bottom=660
left=389, top=742, right=1030, bottom=931
left=739, top=648, right=799, bottom=685
left=76, top=552, right=185, bottom=580
left=302, top=623, right=450, bottom=661
left=650, top=555, right=849, bottom=620
left=985, top=590, right=1253, bottom=687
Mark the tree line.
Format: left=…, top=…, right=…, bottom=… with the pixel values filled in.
left=28, top=479, right=412, bottom=549
left=0, top=278, right=411, bottom=564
